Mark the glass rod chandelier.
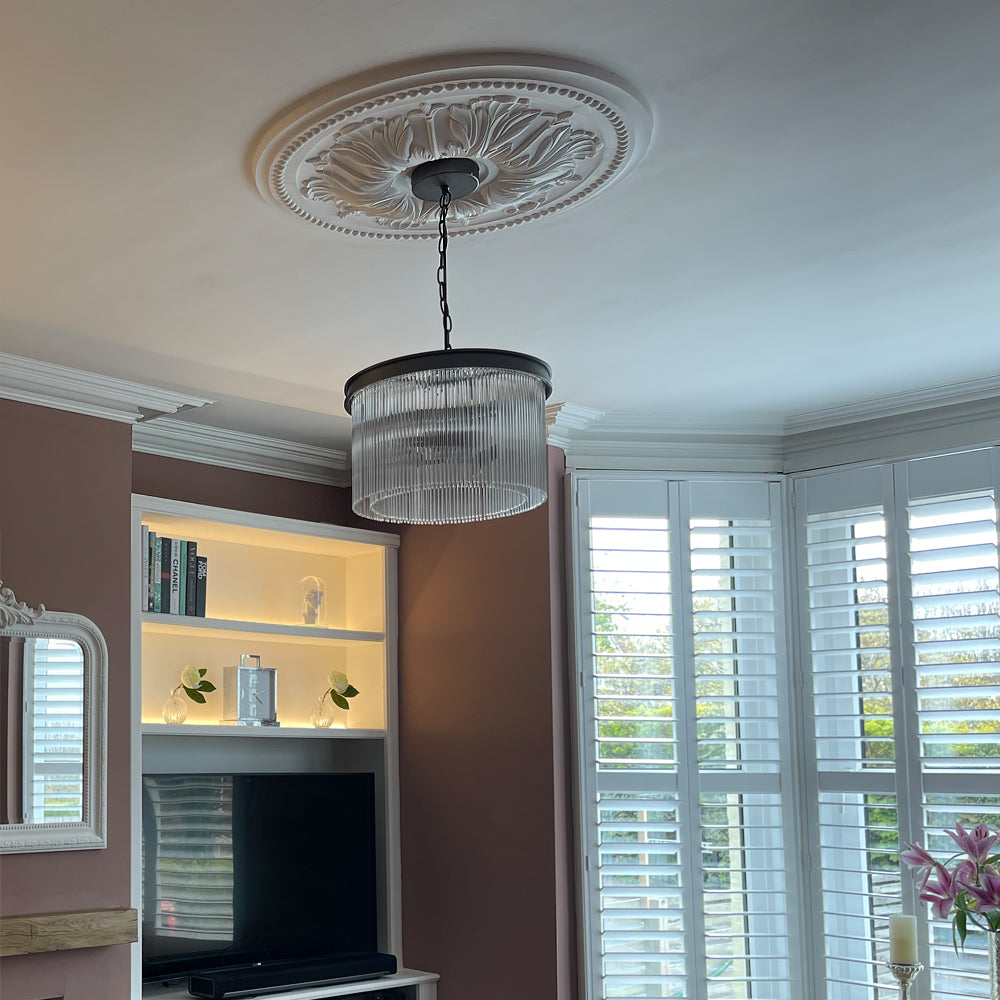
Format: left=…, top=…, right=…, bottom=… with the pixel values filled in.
left=344, top=158, right=553, bottom=525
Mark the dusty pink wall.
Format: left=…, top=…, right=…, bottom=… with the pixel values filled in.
left=396, top=448, right=574, bottom=1000
left=132, top=452, right=359, bottom=526
left=138, top=449, right=578, bottom=998
left=0, top=399, right=133, bottom=1000
left=0, top=427, right=574, bottom=1000
left=547, top=448, right=577, bottom=1000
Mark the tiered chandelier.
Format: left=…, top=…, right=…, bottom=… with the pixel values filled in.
left=344, top=158, right=553, bottom=524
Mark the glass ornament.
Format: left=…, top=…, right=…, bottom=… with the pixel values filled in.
left=300, top=576, right=326, bottom=626
left=310, top=696, right=335, bottom=728
left=162, top=693, right=188, bottom=724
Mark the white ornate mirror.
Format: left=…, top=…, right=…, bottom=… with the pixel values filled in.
left=0, top=582, right=107, bottom=852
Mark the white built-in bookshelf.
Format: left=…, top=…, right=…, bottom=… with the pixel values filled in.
left=135, top=502, right=392, bottom=731
left=129, top=495, right=437, bottom=1000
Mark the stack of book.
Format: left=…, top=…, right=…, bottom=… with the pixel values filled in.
left=141, top=525, right=208, bottom=615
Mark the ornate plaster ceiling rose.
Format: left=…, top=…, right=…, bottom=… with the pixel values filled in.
left=252, top=55, right=651, bottom=239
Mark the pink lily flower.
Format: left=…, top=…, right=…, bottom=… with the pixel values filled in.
left=901, top=842, right=936, bottom=884
left=960, top=870, right=1000, bottom=912
left=920, top=864, right=959, bottom=920
left=946, top=822, right=998, bottom=865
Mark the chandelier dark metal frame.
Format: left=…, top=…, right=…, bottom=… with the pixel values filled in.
left=344, top=157, right=553, bottom=525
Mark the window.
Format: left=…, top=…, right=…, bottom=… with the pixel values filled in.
left=571, top=450, right=1000, bottom=1000
left=797, top=452, right=1000, bottom=998
left=572, top=478, right=798, bottom=999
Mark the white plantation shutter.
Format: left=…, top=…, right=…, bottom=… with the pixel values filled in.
left=573, top=453, right=1000, bottom=1000
left=796, top=449, right=1000, bottom=1000
left=907, top=494, right=1000, bottom=772
left=575, top=477, right=797, bottom=1000
left=904, top=485, right=1000, bottom=998
left=802, top=498, right=901, bottom=998
left=25, top=637, right=85, bottom=824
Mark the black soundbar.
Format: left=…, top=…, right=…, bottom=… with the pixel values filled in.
left=187, top=952, right=397, bottom=999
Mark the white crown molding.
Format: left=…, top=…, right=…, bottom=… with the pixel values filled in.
left=132, top=418, right=349, bottom=488
left=588, top=412, right=786, bottom=437
left=10, top=351, right=1000, bottom=485
left=558, top=408, right=785, bottom=471
left=546, top=402, right=604, bottom=450
left=0, top=352, right=212, bottom=424
left=565, top=437, right=786, bottom=473
left=783, top=374, right=1000, bottom=434
left=782, top=394, right=1000, bottom=473
left=560, top=379, right=1000, bottom=473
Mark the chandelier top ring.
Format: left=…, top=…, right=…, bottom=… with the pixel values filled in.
left=252, top=54, right=652, bottom=239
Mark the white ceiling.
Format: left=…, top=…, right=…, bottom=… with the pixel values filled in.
left=2, top=1, right=998, bottom=450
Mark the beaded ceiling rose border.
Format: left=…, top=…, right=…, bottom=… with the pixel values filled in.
left=252, top=55, right=652, bottom=239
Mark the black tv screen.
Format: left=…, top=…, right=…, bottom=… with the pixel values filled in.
left=141, top=772, right=378, bottom=981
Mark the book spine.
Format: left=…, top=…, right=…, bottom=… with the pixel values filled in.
left=169, top=539, right=181, bottom=615
left=160, top=537, right=172, bottom=615
left=195, top=556, right=207, bottom=617
left=185, top=542, right=198, bottom=616
left=178, top=540, right=188, bottom=615
left=141, top=525, right=149, bottom=612
left=154, top=537, right=165, bottom=613
left=148, top=531, right=157, bottom=612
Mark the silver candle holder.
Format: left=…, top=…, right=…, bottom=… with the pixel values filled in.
left=886, top=962, right=923, bottom=998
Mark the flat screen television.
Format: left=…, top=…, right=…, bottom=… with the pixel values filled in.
left=141, top=772, right=383, bottom=983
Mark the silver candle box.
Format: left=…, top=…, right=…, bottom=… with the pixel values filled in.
left=221, top=653, right=279, bottom=726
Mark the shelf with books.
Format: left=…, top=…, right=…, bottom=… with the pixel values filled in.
left=138, top=507, right=387, bottom=632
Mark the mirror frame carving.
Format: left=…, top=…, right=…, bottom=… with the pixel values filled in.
left=0, top=582, right=108, bottom=853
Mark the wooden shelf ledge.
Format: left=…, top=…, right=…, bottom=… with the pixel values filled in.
left=0, top=907, right=137, bottom=956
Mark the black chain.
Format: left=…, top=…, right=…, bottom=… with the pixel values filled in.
left=437, top=186, right=453, bottom=350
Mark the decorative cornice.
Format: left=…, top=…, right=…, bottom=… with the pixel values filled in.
left=783, top=374, right=1000, bottom=435
left=132, top=418, right=350, bottom=488
left=253, top=54, right=651, bottom=240
left=565, top=436, right=786, bottom=473
left=559, top=382, right=1000, bottom=473
left=557, top=409, right=785, bottom=471
left=10, top=354, right=1000, bottom=484
left=781, top=393, right=1000, bottom=472
left=0, top=353, right=212, bottom=424
left=546, top=402, right=604, bottom=450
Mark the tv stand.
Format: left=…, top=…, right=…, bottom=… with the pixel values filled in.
left=131, top=498, right=437, bottom=999
left=141, top=968, right=438, bottom=1000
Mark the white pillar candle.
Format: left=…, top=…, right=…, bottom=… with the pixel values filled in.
left=888, top=913, right=918, bottom=964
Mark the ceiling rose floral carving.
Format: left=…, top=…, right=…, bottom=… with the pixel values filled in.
left=252, top=57, right=651, bottom=239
